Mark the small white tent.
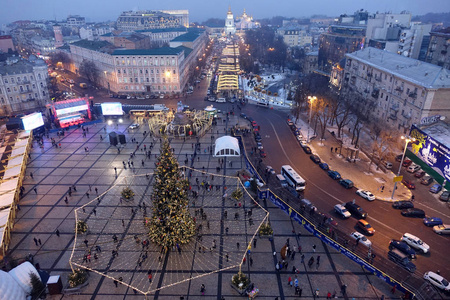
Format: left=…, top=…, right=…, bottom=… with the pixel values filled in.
left=214, top=136, right=240, bottom=157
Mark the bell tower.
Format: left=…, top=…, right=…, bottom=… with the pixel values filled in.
left=224, top=6, right=236, bottom=35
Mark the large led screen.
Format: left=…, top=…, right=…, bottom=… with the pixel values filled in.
left=22, top=112, right=44, bottom=131
left=101, top=102, right=123, bottom=116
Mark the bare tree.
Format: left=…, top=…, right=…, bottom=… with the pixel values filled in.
left=79, top=59, right=99, bottom=84
left=369, top=125, right=396, bottom=170
left=315, top=98, right=334, bottom=141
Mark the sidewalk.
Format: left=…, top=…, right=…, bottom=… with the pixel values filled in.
left=292, top=114, right=411, bottom=202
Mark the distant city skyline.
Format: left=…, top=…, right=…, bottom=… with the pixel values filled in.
left=1, top=0, right=448, bottom=25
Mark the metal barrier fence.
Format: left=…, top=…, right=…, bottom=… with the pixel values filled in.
left=233, top=132, right=439, bottom=300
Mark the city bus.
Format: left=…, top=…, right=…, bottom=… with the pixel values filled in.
left=281, top=165, right=306, bottom=191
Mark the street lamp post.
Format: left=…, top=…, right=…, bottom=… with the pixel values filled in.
left=391, top=135, right=415, bottom=200
left=307, top=96, right=316, bottom=143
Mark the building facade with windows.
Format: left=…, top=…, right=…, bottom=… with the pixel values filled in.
left=112, top=47, right=186, bottom=95
left=66, top=15, right=86, bottom=27
left=0, top=55, right=49, bottom=115
left=425, top=28, right=450, bottom=70
left=116, top=10, right=186, bottom=31
left=137, top=27, right=188, bottom=47
left=342, top=47, right=450, bottom=133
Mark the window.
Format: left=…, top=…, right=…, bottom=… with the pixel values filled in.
left=173, top=69, right=176, bottom=74
left=146, top=78, right=149, bottom=82
left=130, top=78, right=133, bottom=83
left=7, top=88, right=10, bottom=92
left=38, top=74, right=41, bottom=80
left=140, top=69, right=143, bottom=74
left=135, top=78, right=138, bottom=83
left=35, top=93, right=38, bottom=98
left=32, top=84, right=36, bottom=88
left=11, top=78, right=14, bottom=83
left=40, top=82, right=43, bottom=88
left=118, top=70, right=121, bottom=74
left=4, top=78, right=7, bottom=83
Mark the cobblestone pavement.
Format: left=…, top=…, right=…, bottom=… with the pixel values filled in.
left=5, top=113, right=401, bottom=299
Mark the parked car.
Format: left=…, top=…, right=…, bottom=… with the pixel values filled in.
left=256, top=142, right=264, bottom=150
left=302, top=146, right=312, bottom=154
left=265, top=166, right=276, bottom=175
left=439, top=191, right=450, bottom=202
left=310, top=154, right=321, bottom=164
left=401, top=208, right=426, bottom=218
left=299, top=140, right=308, bottom=148
left=356, top=189, right=375, bottom=201
left=388, top=249, right=416, bottom=272
left=334, top=204, right=351, bottom=218
left=356, top=219, right=375, bottom=235
left=328, top=170, right=341, bottom=180
left=395, top=154, right=403, bottom=162
left=421, top=175, right=434, bottom=185
left=402, top=158, right=412, bottom=167
left=260, top=150, right=267, bottom=158
left=423, top=217, right=443, bottom=227
left=345, top=201, right=368, bottom=219
left=407, top=163, right=421, bottom=173
left=384, top=161, right=393, bottom=169
left=414, top=170, right=426, bottom=178
left=430, top=184, right=442, bottom=194
left=129, top=123, right=140, bottom=129
left=402, top=179, right=416, bottom=189
left=392, top=200, right=414, bottom=209
left=319, top=163, right=329, bottom=170
left=423, top=271, right=450, bottom=291
left=339, top=179, right=354, bottom=189
left=433, top=224, right=450, bottom=235
left=389, top=239, right=416, bottom=259
left=401, top=233, right=430, bottom=253
left=349, top=231, right=372, bottom=247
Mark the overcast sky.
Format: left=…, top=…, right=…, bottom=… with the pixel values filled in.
left=1, top=0, right=448, bottom=24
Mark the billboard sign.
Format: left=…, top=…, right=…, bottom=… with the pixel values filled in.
left=101, top=102, right=123, bottom=116
left=410, top=124, right=450, bottom=181
left=56, top=104, right=89, bottom=116
left=21, top=112, right=44, bottom=131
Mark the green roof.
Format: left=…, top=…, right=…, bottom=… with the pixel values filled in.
left=176, top=46, right=193, bottom=58
left=71, top=39, right=113, bottom=51
left=171, top=29, right=204, bottom=42
left=136, top=27, right=187, bottom=33
left=112, top=47, right=184, bottom=56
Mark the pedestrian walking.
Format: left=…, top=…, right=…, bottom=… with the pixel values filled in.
left=34, top=188, right=37, bottom=194
left=93, top=209, right=96, bottom=216
left=327, top=292, right=332, bottom=299
left=391, top=285, right=396, bottom=294
left=95, top=187, right=98, bottom=194
left=200, top=284, right=206, bottom=295
left=291, top=251, right=296, bottom=260
left=64, top=197, right=68, bottom=204
left=236, top=242, right=240, bottom=249
left=30, top=172, right=33, bottom=179
left=312, top=244, right=316, bottom=252
left=226, top=253, right=229, bottom=262
left=55, top=229, right=60, bottom=237
left=331, top=147, right=333, bottom=153
left=301, top=254, right=305, bottom=264
left=250, top=257, right=253, bottom=266
left=34, top=237, right=38, bottom=246
left=253, top=238, right=257, bottom=248
left=84, top=239, right=88, bottom=247
left=114, top=279, right=118, bottom=287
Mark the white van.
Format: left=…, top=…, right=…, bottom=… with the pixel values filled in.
left=216, top=98, right=226, bottom=103
left=276, top=174, right=287, bottom=187
left=407, top=163, right=420, bottom=173
left=384, top=161, right=393, bottom=169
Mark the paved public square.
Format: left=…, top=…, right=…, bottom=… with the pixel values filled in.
left=6, top=112, right=399, bottom=299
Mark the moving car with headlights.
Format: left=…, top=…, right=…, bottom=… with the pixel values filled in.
left=401, top=233, right=430, bottom=253
left=129, top=123, right=140, bottom=129
left=388, top=239, right=416, bottom=259
left=349, top=231, right=372, bottom=247
left=401, top=208, right=425, bottom=218
left=345, top=201, right=368, bottom=219
left=356, top=189, right=375, bottom=201
left=423, top=271, right=450, bottom=291
left=388, top=249, right=416, bottom=272
left=392, top=200, right=414, bottom=209
left=356, top=219, right=375, bottom=235
left=433, top=224, right=450, bottom=235
left=334, top=204, right=351, bottom=218
left=423, top=217, right=443, bottom=227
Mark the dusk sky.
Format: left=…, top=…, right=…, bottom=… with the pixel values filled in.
left=1, top=0, right=449, bottom=24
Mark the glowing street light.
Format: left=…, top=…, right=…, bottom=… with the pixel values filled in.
left=391, top=135, right=416, bottom=200
left=307, top=96, right=317, bottom=143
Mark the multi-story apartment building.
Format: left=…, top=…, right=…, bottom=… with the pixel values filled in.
left=67, top=15, right=86, bottom=27
left=99, top=31, right=151, bottom=49
left=30, top=35, right=56, bottom=55
left=303, top=51, right=318, bottom=74
left=425, top=28, right=450, bottom=70
left=159, top=10, right=189, bottom=28
left=137, top=27, right=188, bottom=47
left=341, top=47, right=450, bottom=133
left=116, top=10, right=186, bottom=31
left=0, top=55, right=49, bottom=115
left=276, top=25, right=312, bottom=48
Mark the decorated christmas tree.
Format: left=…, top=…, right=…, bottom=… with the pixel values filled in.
left=148, top=139, right=196, bottom=251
